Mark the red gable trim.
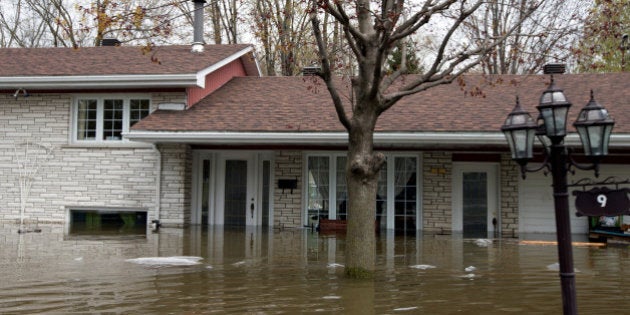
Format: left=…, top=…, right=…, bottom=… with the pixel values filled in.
left=186, top=58, right=247, bottom=108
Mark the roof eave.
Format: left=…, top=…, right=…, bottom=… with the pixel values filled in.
left=0, top=74, right=198, bottom=89
left=123, top=131, right=630, bottom=148
left=121, top=131, right=505, bottom=146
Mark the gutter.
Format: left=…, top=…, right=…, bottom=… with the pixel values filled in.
left=122, top=131, right=630, bottom=148
left=0, top=74, right=198, bottom=90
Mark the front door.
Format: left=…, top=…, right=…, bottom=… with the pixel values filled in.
left=452, top=163, right=499, bottom=236
left=217, top=153, right=257, bottom=226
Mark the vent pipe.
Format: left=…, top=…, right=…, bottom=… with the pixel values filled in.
left=192, top=0, right=206, bottom=53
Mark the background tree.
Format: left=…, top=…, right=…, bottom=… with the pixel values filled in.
left=0, top=0, right=85, bottom=47
left=386, top=39, right=423, bottom=74
left=460, top=0, right=591, bottom=74
left=250, top=0, right=317, bottom=75
left=309, top=0, right=540, bottom=278
left=575, top=0, right=630, bottom=72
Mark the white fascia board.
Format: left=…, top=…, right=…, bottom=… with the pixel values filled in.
left=1, top=74, right=197, bottom=89
left=124, top=131, right=630, bottom=148
left=124, top=131, right=503, bottom=145
left=195, top=46, right=255, bottom=88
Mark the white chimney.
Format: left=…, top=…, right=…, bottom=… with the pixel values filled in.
left=191, top=0, right=206, bottom=53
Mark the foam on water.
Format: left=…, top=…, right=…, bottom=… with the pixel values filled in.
left=125, top=256, right=203, bottom=266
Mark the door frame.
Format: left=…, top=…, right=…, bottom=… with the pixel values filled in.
left=452, top=162, right=499, bottom=233
left=191, top=150, right=274, bottom=226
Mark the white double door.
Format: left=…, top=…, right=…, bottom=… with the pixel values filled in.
left=192, top=151, right=272, bottom=226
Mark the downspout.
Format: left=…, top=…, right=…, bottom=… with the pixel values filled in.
left=152, top=144, right=162, bottom=231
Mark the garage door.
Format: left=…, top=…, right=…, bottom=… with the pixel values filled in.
left=519, top=164, right=629, bottom=234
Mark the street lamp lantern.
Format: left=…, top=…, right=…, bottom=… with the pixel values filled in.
left=501, top=97, right=538, bottom=163
left=501, top=75, right=615, bottom=315
left=537, top=77, right=572, bottom=140
left=573, top=90, right=615, bottom=157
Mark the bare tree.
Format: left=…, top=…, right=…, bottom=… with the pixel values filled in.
left=460, top=0, right=591, bottom=74
left=251, top=0, right=315, bottom=75
left=309, top=0, right=540, bottom=278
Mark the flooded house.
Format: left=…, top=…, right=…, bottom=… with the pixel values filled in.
left=1, top=40, right=629, bottom=237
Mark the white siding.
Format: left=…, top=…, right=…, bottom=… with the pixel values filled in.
left=519, top=164, right=629, bottom=234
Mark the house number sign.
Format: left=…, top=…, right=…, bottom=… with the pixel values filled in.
left=573, top=187, right=630, bottom=217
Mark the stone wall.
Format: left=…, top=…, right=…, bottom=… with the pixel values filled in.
left=273, top=151, right=302, bottom=229
left=422, top=151, right=453, bottom=233
left=500, top=154, right=520, bottom=237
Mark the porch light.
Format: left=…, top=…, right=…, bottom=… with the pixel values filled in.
left=501, top=96, right=538, bottom=164
left=573, top=90, right=615, bottom=157
left=536, top=77, right=571, bottom=140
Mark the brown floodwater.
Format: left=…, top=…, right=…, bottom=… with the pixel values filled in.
left=1, top=224, right=630, bottom=314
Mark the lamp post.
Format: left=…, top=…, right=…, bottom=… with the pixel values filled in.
left=501, top=76, right=615, bottom=315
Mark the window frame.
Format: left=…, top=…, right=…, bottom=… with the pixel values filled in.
left=71, top=94, right=151, bottom=144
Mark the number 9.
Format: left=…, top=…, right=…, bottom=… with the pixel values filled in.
left=597, top=194, right=607, bottom=208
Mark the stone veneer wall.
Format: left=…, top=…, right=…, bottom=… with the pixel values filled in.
left=273, top=151, right=302, bottom=229
left=0, top=92, right=185, bottom=224
left=156, top=144, right=192, bottom=227
left=500, top=154, right=520, bottom=237
left=422, top=151, right=453, bottom=233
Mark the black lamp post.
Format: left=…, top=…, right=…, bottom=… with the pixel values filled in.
left=501, top=76, right=615, bottom=315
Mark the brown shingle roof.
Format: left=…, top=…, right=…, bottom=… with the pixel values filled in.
left=0, top=44, right=252, bottom=76
left=132, top=73, right=630, bottom=133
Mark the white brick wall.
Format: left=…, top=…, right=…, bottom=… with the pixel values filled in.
left=273, top=151, right=302, bottom=228
left=500, top=154, right=520, bottom=236
left=157, top=143, right=192, bottom=227
left=422, top=151, right=453, bottom=232
left=0, top=93, right=185, bottom=225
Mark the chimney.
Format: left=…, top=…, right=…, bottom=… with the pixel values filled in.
left=101, top=38, right=121, bottom=46
left=191, top=0, right=206, bottom=53
left=302, top=66, right=321, bottom=76
left=543, top=63, right=566, bottom=74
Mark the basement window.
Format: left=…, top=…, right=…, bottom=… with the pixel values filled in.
left=69, top=209, right=147, bottom=235
left=73, top=95, right=151, bottom=143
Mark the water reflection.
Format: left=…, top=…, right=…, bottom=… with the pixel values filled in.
left=1, top=224, right=630, bottom=314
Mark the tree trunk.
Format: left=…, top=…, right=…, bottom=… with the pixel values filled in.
left=345, top=107, right=384, bottom=278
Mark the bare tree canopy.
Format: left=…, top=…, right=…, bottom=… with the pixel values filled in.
left=460, top=0, right=591, bottom=74
left=309, top=0, right=545, bottom=278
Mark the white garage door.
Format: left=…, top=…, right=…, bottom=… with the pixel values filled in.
left=519, top=164, right=629, bottom=234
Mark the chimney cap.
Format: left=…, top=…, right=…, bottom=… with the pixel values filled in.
left=543, top=63, right=566, bottom=74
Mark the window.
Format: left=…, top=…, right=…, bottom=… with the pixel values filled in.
left=74, top=96, right=150, bottom=142
left=304, top=153, right=419, bottom=231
